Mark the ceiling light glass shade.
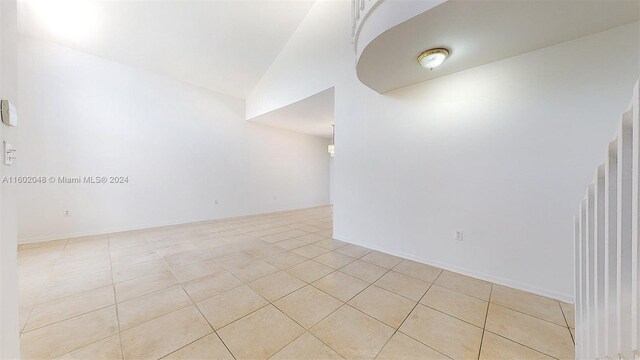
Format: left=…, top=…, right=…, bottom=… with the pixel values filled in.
left=417, top=48, right=449, bottom=69
left=328, top=124, right=335, bottom=157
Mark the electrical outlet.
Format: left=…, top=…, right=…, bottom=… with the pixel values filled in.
left=64, top=210, right=71, bottom=217
left=454, top=230, right=464, bottom=241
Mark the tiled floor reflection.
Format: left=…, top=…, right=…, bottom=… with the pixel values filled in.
left=17, top=206, right=575, bottom=359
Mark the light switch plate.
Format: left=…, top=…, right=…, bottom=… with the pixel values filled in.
left=3, top=141, right=15, bottom=166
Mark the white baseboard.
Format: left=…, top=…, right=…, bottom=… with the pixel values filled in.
left=333, top=234, right=574, bottom=304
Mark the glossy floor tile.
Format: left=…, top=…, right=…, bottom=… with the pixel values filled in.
left=217, top=305, right=304, bottom=360
left=485, top=303, right=574, bottom=359
left=18, top=206, right=575, bottom=359
left=400, top=304, right=484, bottom=359
left=270, top=332, right=342, bottom=360
left=274, top=285, right=342, bottom=329
left=420, top=285, right=488, bottom=328
left=310, top=305, right=395, bottom=359
left=348, top=286, right=415, bottom=328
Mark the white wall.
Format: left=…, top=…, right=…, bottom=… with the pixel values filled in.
left=0, top=0, right=20, bottom=358
left=248, top=0, right=640, bottom=301
left=17, top=38, right=330, bottom=243
left=335, top=23, right=639, bottom=302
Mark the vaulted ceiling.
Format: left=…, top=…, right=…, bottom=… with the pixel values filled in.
left=18, top=0, right=316, bottom=99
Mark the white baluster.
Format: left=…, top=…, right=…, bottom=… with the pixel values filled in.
left=576, top=80, right=640, bottom=358
left=596, top=165, right=607, bottom=358
left=588, top=183, right=596, bottom=358
left=576, top=214, right=582, bottom=359
left=631, top=79, right=640, bottom=355
left=581, top=197, right=589, bottom=358
left=605, top=139, right=619, bottom=357
left=351, top=0, right=356, bottom=36
left=618, top=110, right=633, bottom=357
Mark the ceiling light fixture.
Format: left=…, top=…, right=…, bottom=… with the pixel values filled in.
left=417, top=48, right=449, bottom=70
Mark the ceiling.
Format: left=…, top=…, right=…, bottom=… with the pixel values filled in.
left=18, top=0, right=316, bottom=99
left=356, top=0, right=640, bottom=93
left=249, top=87, right=334, bottom=138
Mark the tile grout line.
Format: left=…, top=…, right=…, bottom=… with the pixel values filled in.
left=107, top=233, right=126, bottom=360
left=306, top=259, right=380, bottom=303
left=477, top=283, right=493, bottom=360
left=20, top=300, right=116, bottom=334
left=265, top=250, right=390, bottom=359
left=273, top=305, right=342, bottom=355
left=19, top=239, right=69, bottom=336
left=488, top=301, right=572, bottom=329
left=31, top=214, right=302, bottom=354
left=49, top=333, right=120, bottom=359
left=167, top=300, right=238, bottom=360
left=427, top=274, right=568, bottom=329
left=191, top=293, right=295, bottom=359
left=20, top=208, right=571, bottom=360
left=47, top=237, right=126, bottom=359
left=187, top=251, right=301, bottom=358
left=157, top=325, right=236, bottom=360
left=265, top=331, right=314, bottom=359
left=298, top=252, right=447, bottom=357
left=276, top=277, right=377, bottom=358
left=318, top=263, right=400, bottom=359
left=208, top=302, right=273, bottom=333
left=125, top=217, right=321, bottom=355
left=28, top=233, right=355, bottom=346
left=372, top=269, right=452, bottom=360
left=209, top=229, right=328, bottom=285
left=418, top=304, right=485, bottom=331
left=484, top=296, right=565, bottom=358
left=558, top=302, right=575, bottom=344
left=483, top=330, right=561, bottom=359
left=166, top=234, right=331, bottom=306
left=433, top=282, right=492, bottom=302
left=151, top=240, right=240, bottom=360
left=255, top=308, right=317, bottom=359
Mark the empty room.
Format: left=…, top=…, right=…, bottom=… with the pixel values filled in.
left=1, top=0, right=639, bottom=359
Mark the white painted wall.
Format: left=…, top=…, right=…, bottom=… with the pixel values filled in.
left=17, top=38, right=330, bottom=243
left=248, top=0, right=640, bottom=301
left=335, top=23, right=639, bottom=302
left=0, top=0, right=20, bottom=357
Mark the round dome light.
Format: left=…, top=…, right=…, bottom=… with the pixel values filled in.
left=417, top=48, right=449, bottom=70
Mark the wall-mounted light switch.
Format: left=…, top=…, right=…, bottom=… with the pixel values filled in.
left=3, top=141, right=16, bottom=166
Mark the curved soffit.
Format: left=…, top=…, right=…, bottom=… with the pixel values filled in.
left=356, top=0, right=640, bottom=94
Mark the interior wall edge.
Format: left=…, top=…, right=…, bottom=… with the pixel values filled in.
left=333, top=234, right=574, bottom=303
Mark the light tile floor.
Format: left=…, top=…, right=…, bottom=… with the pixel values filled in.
left=17, top=206, right=576, bottom=359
